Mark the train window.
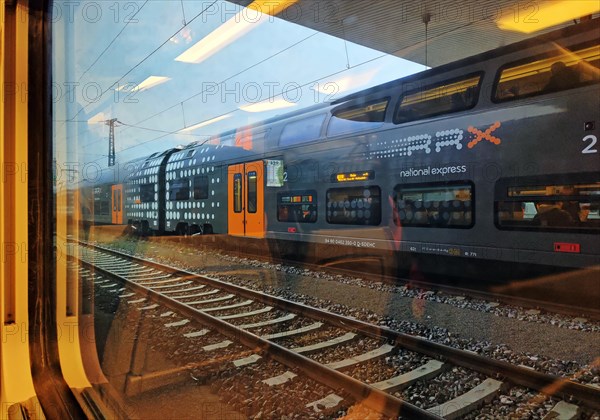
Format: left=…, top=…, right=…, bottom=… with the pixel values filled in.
left=94, top=189, right=110, bottom=215
left=193, top=176, right=209, bottom=200
left=279, top=114, right=326, bottom=147
left=394, top=74, right=481, bottom=124
left=234, top=173, right=243, bottom=213
left=494, top=43, right=600, bottom=102
left=497, top=180, right=600, bottom=231
left=140, top=184, right=155, bottom=203
left=169, top=178, right=190, bottom=201
left=247, top=171, right=258, bottom=213
left=327, top=99, right=388, bottom=136
left=277, top=191, right=318, bottom=223
left=326, top=186, right=381, bottom=225
left=393, top=183, right=474, bottom=228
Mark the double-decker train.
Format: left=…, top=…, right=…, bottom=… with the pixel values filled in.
left=80, top=18, right=600, bottom=275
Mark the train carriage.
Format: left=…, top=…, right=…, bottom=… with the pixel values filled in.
left=163, top=144, right=255, bottom=235
left=89, top=17, right=599, bottom=273
left=124, top=150, right=175, bottom=234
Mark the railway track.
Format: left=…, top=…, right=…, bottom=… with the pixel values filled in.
left=69, top=241, right=600, bottom=419
left=143, top=233, right=600, bottom=321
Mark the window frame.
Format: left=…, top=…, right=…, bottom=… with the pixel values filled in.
left=491, top=40, right=600, bottom=104
left=392, top=181, right=475, bottom=229
left=169, top=178, right=190, bottom=201
left=326, top=185, right=382, bottom=226
left=247, top=171, right=257, bottom=214
left=193, top=175, right=209, bottom=200
left=277, top=190, right=318, bottom=223
left=393, top=72, right=483, bottom=125
left=327, top=97, right=390, bottom=137
left=279, top=113, right=326, bottom=147
left=494, top=174, right=600, bottom=233
left=140, top=183, right=155, bottom=203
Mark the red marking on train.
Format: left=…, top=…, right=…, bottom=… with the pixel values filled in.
left=554, top=242, right=580, bottom=253
left=287, top=227, right=297, bottom=233
left=467, top=121, right=502, bottom=149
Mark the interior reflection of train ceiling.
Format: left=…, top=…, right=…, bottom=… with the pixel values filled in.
left=230, top=0, right=600, bottom=68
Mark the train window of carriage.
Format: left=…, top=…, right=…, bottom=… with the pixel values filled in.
left=279, top=114, right=326, bottom=146
left=247, top=171, right=258, bottom=213
left=393, top=183, right=474, bottom=228
left=193, top=175, right=209, bottom=200
left=496, top=181, right=600, bottom=230
left=326, top=186, right=381, bottom=225
left=234, top=173, right=243, bottom=213
left=94, top=188, right=110, bottom=215
left=494, top=43, right=600, bottom=102
left=394, top=74, right=481, bottom=124
left=327, top=99, right=389, bottom=137
left=277, top=191, right=318, bottom=223
left=140, top=184, right=154, bottom=203
left=394, top=75, right=481, bottom=124
left=169, top=178, right=190, bottom=201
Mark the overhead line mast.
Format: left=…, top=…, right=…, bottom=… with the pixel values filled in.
left=105, top=118, right=119, bottom=167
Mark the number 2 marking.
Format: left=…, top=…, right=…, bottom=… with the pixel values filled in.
left=582, top=135, right=598, bottom=154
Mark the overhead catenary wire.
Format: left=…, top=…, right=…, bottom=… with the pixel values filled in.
left=63, top=3, right=471, bottom=165
left=67, top=0, right=221, bottom=123
left=110, top=11, right=475, bottom=138
left=121, top=31, right=320, bottom=135
left=78, top=51, right=395, bottom=168
left=77, top=0, right=149, bottom=83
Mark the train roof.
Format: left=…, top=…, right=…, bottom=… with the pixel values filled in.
left=333, top=17, right=600, bottom=104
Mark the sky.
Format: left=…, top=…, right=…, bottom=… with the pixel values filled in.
left=52, top=0, right=427, bottom=169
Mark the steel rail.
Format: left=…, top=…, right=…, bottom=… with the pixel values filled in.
left=75, top=241, right=600, bottom=411
left=171, top=234, right=600, bottom=321
left=71, top=246, right=440, bottom=419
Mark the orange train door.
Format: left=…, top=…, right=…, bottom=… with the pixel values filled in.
left=111, top=184, right=123, bottom=224
left=228, top=161, right=265, bottom=238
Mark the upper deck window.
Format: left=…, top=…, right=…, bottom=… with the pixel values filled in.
left=193, top=175, right=208, bottom=200
left=394, top=74, right=481, bottom=124
left=327, top=99, right=388, bottom=137
left=140, top=184, right=155, bottom=203
left=279, top=114, right=326, bottom=147
left=169, top=178, right=190, bottom=201
left=494, top=43, right=600, bottom=102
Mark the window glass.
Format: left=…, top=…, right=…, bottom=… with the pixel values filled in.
left=280, top=114, right=325, bottom=146
left=494, top=43, right=600, bottom=101
left=49, top=1, right=600, bottom=417
left=169, top=178, right=190, bottom=201
left=140, top=184, right=154, bottom=203
left=94, top=187, right=110, bottom=215
left=326, top=186, right=381, bottom=225
left=234, top=173, right=242, bottom=213
left=497, top=181, right=600, bottom=230
left=247, top=171, right=257, bottom=214
left=327, top=99, right=388, bottom=136
left=394, top=183, right=473, bottom=228
left=277, top=191, right=317, bottom=223
left=193, top=175, right=209, bottom=200
left=394, top=75, right=481, bottom=124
